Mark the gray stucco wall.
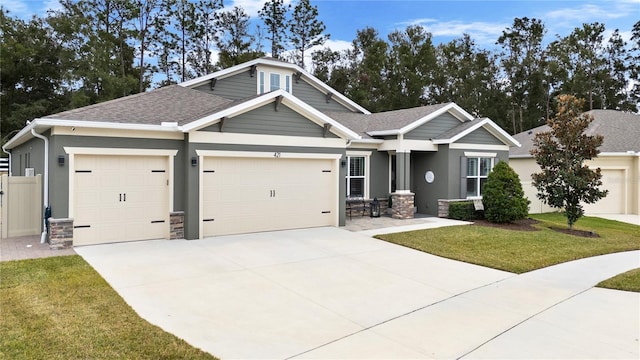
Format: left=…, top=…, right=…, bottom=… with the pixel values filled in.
left=201, top=104, right=337, bottom=138
left=193, top=69, right=256, bottom=100
left=48, top=135, right=185, bottom=219
left=412, top=146, right=510, bottom=215
left=10, top=136, right=45, bottom=177
left=184, top=141, right=347, bottom=240
left=364, top=149, right=389, bottom=200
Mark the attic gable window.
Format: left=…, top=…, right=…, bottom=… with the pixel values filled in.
left=258, top=71, right=292, bottom=94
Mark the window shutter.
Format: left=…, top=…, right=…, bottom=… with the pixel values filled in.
left=460, top=156, right=467, bottom=198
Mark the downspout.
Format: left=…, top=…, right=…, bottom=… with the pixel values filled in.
left=30, top=129, right=49, bottom=244
left=1, top=147, right=11, bottom=176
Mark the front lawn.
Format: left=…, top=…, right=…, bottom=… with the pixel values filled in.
left=376, top=213, right=640, bottom=274
left=597, top=268, right=640, bottom=292
left=0, top=256, right=217, bottom=360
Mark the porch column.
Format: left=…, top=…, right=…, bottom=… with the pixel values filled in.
left=392, top=151, right=414, bottom=219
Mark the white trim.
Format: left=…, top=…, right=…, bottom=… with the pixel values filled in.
left=64, top=147, right=178, bottom=156
left=378, top=139, right=438, bottom=152
left=366, top=103, right=473, bottom=137
left=195, top=150, right=342, bottom=160
left=345, top=153, right=370, bottom=199
left=182, top=90, right=361, bottom=139
left=189, top=131, right=348, bottom=148
left=450, top=143, right=510, bottom=151
left=433, top=118, right=521, bottom=147
left=52, top=126, right=184, bottom=140
left=464, top=151, right=497, bottom=158
left=346, top=150, right=372, bottom=157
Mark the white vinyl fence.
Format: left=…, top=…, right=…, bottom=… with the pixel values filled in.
left=0, top=174, right=43, bottom=238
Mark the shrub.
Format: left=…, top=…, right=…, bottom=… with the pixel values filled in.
left=448, top=201, right=479, bottom=221
left=482, top=161, right=530, bottom=223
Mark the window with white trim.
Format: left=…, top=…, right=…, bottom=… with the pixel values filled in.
left=346, top=156, right=366, bottom=198
left=465, top=156, right=493, bottom=197
left=259, top=72, right=265, bottom=93
left=270, top=73, right=281, bottom=91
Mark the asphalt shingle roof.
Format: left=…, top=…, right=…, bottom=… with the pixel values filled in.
left=46, top=85, right=232, bottom=126
left=325, top=103, right=452, bottom=138
left=510, top=109, right=640, bottom=157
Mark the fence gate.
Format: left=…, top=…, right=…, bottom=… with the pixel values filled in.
left=0, top=174, right=42, bottom=239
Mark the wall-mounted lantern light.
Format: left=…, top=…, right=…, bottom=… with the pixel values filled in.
left=191, top=156, right=198, bottom=167
left=58, top=155, right=65, bottom=166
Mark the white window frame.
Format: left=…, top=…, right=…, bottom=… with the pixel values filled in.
left=464, top=152, right=496, bottom=198
left=346, top=151, right=371, bottom=199
left=269, top=73, right=281, bottom=92
left=259, top=71, right=265, bottom=94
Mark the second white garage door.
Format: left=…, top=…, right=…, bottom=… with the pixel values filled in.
left=201, top=155, right=338, bottom=237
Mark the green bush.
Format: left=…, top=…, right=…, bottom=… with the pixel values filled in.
left=448, top=201, right=479, bottom=221
left=482, top=161, right=530, bottom=223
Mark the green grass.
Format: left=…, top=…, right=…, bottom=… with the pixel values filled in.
left=376, top=213, right=640, bottom=274
left=597, top=268, right=640, bottom=292
left=0, top=256, right=217, bottom=360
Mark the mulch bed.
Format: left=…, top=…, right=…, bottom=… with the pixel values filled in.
left=472, top=218, right=540, bottom=231
left=472, top=217, right=600, bottom=237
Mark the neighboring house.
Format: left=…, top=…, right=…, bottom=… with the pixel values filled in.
left=510, top=109, right=640, bottom=215
left=3, top=57, right=519, bottom=247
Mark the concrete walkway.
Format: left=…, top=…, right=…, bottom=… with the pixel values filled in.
left=75, top=227, right=640, bottom=359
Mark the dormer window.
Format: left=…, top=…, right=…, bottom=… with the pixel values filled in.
left=258, top=71, right=292, bottom=94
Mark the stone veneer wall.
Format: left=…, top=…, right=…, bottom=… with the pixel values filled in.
left=391, top=193, right=415, bottom=219
left=48, top=218, right=73, bottom=249
left=437, top=199, right=469, bottom=218
left=170, top=211, right=185, bottom=239
left=346, top=198, right=390, bottom=218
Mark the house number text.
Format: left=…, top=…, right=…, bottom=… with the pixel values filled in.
left=273, top=152, right=281, bottom=158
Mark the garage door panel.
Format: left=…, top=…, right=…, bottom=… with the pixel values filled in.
left=202, top=156, right=337, bottom=237
left=583, top=169, right=625, bottom=214
left=73, top=155, right=170, bottom=246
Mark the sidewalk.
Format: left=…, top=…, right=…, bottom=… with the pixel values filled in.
left=0, top=235, right=76, bottom=262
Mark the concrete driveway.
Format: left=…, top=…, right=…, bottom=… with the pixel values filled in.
left=76, top=227, right=639, bottom=359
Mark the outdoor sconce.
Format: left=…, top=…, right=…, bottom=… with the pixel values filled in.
left=58, top=155, right=65, bottom=166
left=370, top=197, right=380, bottom=218
left=341, top=159, right=347, bottom=168
left=191, top=156, right=198, bottom=167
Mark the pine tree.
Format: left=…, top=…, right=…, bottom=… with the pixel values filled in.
left=289, top=0, right=328, bottom=68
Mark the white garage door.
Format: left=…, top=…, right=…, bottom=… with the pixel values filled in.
left=583, top=169, right=625, bottom=214
left=73, top=155, right=170, bottom=246
left=202, top=156, right=337, bottom=237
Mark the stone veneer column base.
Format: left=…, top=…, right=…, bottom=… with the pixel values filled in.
left=170, top=211, right=185, bottom=239
left=391, top=192, right=415, bottom=219
left=48, top=218, right=74, bottom=249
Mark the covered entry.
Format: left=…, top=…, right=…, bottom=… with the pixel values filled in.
left=199, top=151, right=339, bottom=237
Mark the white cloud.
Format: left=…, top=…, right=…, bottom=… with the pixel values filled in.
left=545, top=4, right=626, bottom=24
left=401, top=18, right=509, bottom=46
left=227, top=0, right=293, bottom=18
left=1, top=0, right=30, bottom=17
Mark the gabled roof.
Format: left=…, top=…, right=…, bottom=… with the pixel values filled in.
left=182, top=89, right=361, bottom=139
left=46, top=85, right=232, bottom=126
left=325, top=103, right=465, bottom=139
left=510, top=109, right=640, bottom=158
left=178, top=57, right=371, bottom=115
left=433, top=117, right=521, bottom=147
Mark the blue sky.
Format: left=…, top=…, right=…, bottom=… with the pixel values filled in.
left=3, top=0, right=639, bottom=53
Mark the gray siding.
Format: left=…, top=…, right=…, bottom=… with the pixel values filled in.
left=193, top=69, right=256, bottom=100
left=202, top=104, right=337, bottom=138
left=405, top=113, right=463, bottom=140
left=184, top=140, right=346, bottom=239
left=411, top=146, right=510, bottom=215
left=367, top=150, right=389, bottom=200
left=294, top=79, right=354, bottom=112
left=457, top=127, right=505, bottom=145
left=412, top=150, right=450, bottom=215
left=48, top=135, right=185, bottom=219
